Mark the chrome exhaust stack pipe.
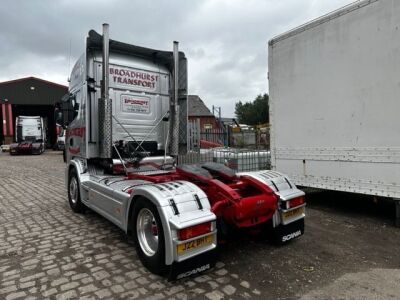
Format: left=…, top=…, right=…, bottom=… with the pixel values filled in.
left=169, top=41, right=180, bottom=157
left=99, top=23, right=112, bottom=158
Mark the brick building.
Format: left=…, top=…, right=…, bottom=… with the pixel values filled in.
left=188, top=95, right=218, bottom=130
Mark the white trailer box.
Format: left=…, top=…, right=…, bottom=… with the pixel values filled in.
left=269, top=0, right=400, bottom=222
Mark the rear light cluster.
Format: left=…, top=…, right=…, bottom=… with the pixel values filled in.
left=178, top=222, right=211, bottom=241
left=286, top=196, right=305, bottom=209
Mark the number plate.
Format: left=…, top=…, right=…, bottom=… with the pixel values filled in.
left=282, top=206, right=305, bottom=222
left=177, top=235, right=214, bottom=254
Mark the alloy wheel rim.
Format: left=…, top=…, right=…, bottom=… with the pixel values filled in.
left=69, top=177, right=78, bottom=204
left=137, top=208, right=159, bottom=257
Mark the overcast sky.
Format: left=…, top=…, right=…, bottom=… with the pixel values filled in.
left=0, top=0, right=354, bottom=117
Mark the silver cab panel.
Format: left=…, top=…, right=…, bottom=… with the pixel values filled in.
left=67, top=51, right=171, bottom=160
left=91, top=52, right=170, bottom=150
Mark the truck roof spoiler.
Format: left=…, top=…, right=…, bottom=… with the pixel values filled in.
left=86, top=29, right=189, bottom=156
left=86, top=30, right=186, bottom=77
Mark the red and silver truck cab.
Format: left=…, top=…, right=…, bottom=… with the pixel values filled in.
left=65, top=47, right=171, bottom=160
left=10, top=116, right=46, bottom=155
left=62, top=24, right=305, bottom=280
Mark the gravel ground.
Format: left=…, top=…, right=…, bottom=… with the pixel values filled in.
left=0, top=151, right=399, bottom=299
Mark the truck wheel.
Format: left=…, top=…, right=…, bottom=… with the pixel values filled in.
left=133, top=198, right=167, bottom=275
left=68, top=168, right=85, bottom=213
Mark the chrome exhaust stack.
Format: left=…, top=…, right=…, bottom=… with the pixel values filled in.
left=169, top=41, right=180, bottom=157
left=98, top=23, right=113, bottom=158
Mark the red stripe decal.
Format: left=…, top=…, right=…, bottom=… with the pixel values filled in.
left=69, top=147, right=80, bottom=154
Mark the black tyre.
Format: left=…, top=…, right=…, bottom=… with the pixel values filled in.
left=34, top=147, right=43, bottom=155
left=68, top=168, right=85, bottom=213
left=132, top=198, right=168, bottom=275
left=216, top=218, right=235, bottom=244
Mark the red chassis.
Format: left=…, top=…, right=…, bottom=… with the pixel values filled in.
left=121, top=162, right=282, bottom=230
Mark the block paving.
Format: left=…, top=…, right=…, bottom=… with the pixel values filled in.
left=0, top=152, right=260, bottom=299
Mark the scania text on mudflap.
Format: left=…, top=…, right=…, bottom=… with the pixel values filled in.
left=9, top=116, right=46, bottom=155
left=61, top=24, right=306, bottom=280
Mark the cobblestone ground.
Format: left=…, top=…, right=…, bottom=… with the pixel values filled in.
left=0, top=152, right=261, bottom=300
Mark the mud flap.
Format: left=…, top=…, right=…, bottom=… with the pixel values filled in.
left=274, top=218, right=305, bottom=244
left=168, top=249, right=218, bottom=281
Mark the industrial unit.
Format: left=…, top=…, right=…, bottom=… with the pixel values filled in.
left=0, top=77, right=67, bottom=147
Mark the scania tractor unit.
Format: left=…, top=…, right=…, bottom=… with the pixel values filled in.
left=10, top=116, right=46, bottom=155
left=62, top=24, right=306, bottom=280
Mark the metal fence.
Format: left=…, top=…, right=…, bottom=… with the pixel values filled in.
left=184, top=120, right=270, bottom=171
left=200, top=129, right=228, bottom=146
left=177, top=147, right=271, bottom=172
left=188, top=120, right=269, bottom=150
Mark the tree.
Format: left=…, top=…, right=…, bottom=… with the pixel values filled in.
left=235, top=93, right=269, bottom=125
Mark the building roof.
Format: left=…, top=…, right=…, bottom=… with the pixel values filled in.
left=0, top=77, right=68, bottom=106
left=220, top=117, right=239, bottom=126
left=0, top=76, right=67, bottom=89
left=188, top=95, right=214, bottom=117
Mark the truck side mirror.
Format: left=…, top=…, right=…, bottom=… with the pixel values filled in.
left=73, top=102, right=79, bottom=118
left=59, top=93, right=78, bottom=127
left=61, top=93, right=71, bottom=103
left=55, top=110, right=63, bottom=125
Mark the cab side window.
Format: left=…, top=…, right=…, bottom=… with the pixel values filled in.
left=70, top=89, right=82, bottom=120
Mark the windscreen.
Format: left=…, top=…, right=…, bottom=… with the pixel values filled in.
left=16, top=118, right=43, bottom=142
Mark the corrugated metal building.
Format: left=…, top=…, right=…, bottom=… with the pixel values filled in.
left=0, top=77, right=68, bottom=146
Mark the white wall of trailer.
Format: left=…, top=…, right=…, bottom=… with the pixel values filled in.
left=269, top=0, right=400, bottom=198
